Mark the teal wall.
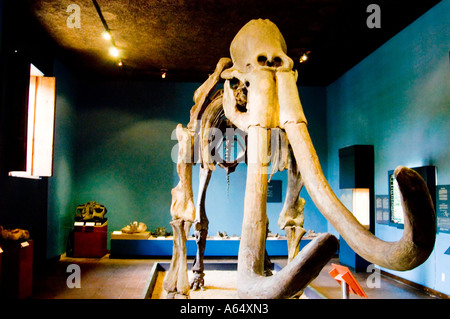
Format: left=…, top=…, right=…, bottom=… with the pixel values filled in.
left=74, top=80, right=196, bottom=244
left=73, top=80, right=328, bottom=243
left=47, top=59, right=78, bottom=259
left=326, top=0, right=449, bottom=294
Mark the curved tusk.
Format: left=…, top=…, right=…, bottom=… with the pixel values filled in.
left=238, top=232, right=338, bottom=299
left=284, top=122, right=436, bottom=271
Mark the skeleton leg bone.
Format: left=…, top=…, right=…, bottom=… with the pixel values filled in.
left=169, top=125, right=195, bottom=222
left=191, top=167, right=212, bottom=290
left=264, top=223, right=273, bottom=277
left=163, top=124, right=195, bottom=298
left=278, top=147, right=307, bottom=263
left=163, top=219, right=192, bottom=299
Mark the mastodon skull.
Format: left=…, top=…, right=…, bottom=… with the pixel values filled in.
left=223, top=19, right=293, bottom=76
left=221, top=19, right=305, bottom=131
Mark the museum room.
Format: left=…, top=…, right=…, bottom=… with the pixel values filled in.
left=0, top=0, right=448, bottom=307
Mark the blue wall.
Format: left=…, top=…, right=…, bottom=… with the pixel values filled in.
left=326, top=0, right=449, bottom=294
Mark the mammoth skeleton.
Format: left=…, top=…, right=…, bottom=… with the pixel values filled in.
left=163, top=19, right=436, bottom=299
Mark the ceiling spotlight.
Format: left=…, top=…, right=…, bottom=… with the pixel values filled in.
left=118, top=60, right=123, bottom=67
left=109, top=46, right=119, bottom=57
left=161, top=69, right=168, bottom=79
left=102, top=31, right=112, bottom=40
left=299, top=53, right=308, bottom=63
left=299, top=51, right=311, bottom=63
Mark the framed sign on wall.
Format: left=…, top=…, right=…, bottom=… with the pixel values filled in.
left=267, top=180, right=282, bottom=203
left=437, top=185, right=450, bottom=233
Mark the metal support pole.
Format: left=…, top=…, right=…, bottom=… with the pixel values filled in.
left=341, top=281, right=349, bottom=299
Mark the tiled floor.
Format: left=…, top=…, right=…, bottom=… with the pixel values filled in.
left=31, top=254, right=443, bottom=299
left=32, top=254, right=156, bottom=299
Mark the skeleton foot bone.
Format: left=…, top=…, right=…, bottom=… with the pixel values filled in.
left=285, top=226, right=306, bottom=263
left=163, top=219, right=192, bottom=299
left=190, top=167, right=211, bottom=290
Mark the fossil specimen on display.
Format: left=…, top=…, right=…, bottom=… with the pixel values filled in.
left=152, top=227, right=171, bottom=237
left=121, top=221, right=147, bottom=234
left=0, top=226, right=30, bottom=241
left=163, top=19, right=436, bottom=299
left=75, top=201, right=107, bottom=223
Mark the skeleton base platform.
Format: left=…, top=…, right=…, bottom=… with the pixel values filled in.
left=146, top=262, right=324, bottom=299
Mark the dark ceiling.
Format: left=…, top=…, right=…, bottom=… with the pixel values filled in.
left=26, top=0, right=441, bottom=85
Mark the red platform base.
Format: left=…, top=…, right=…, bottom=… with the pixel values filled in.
left=73, top=224, right=107, bottom=258
left=0, top=240, right=33, bottom=299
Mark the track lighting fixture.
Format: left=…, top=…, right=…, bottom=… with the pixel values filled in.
left=300, top=50, right=312, bottom=64
left=93, top=0, right=122, bottom=62
left=300, top=53, right=308, bottom=63
left=102, top=31, right=112, bottom=40
left=109, top=46, right=119, bottom=58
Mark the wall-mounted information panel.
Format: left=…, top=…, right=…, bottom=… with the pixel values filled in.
left=376, top=195, right=390, bottom=224
left=267, top=180, right=282, bottom=203
left=437, top=185, right=450, bottom=233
